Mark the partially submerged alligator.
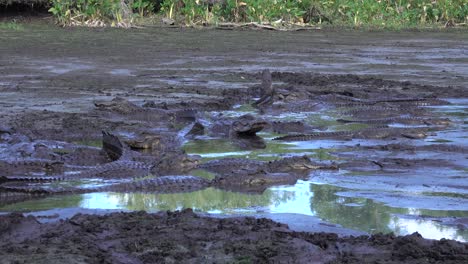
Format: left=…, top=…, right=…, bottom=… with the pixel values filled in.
left=319, top=94, right=450, bottom=107
left=336, top=117, right=451, bottom=126
left=211, top=171, right=303, bottom=193
left=198, top=155, right=338, bottom=193
left=0, top=159, right=64, bottom=176
left=94, top=97, right=197, bottom=123
left=0, top=150, right=336, bottom=196
left=199, top=155, right=337, bottom=175
left=0, top=132, right=200, bottom=183
left=207, top=114, right=268, bottom=137
left=0, top=175, right=211, bottom=195
left=0, top=134, right=205, bottom=196
left=195, top=114, right=269, bottom=149
left=273, top=127, right=429, bottom=141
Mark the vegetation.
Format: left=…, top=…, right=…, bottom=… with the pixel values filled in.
left=2, top=0, right=467, bottom=28
left=159, top=0, right=468, bottom=27
left=47, top=0, right=132, bottom=27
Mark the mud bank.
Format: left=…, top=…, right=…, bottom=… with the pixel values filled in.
left=0, top=209, right=467, bottom=264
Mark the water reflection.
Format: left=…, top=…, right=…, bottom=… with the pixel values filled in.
left=1, top=181, right=466, bottom=241
left=390, top=216, right=467, bottom=242
left=310, top=184, right=468, bottom=241
left=108, top=187, right=286, bottom=212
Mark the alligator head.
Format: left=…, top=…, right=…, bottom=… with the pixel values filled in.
left=230, top=114, right=268, bottom=136
left=124, top=135, right=161, bottom=150
left=151, top=152, right=201, bottom=175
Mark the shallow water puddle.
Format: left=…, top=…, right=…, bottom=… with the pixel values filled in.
left=1, top=180, right=467, bottom=241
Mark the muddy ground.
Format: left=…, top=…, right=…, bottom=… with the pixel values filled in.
left=0, top=21, right=467, bottom=263
left=1, top=209, right=467, bottom=264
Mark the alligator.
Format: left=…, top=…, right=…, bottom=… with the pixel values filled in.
left=338, top=105, right=430, bottom=118
left=318, top=94, right=450, bottom=107
left=211, top=169, right=307, bottom=194
left=94, top=97, right=197, bottom=123
left=258, top=100, right=324, bottom=115
left=0, top=132, right=200, bottom=183
left=273, top=127, right=429, bottom=141
left=371, top=98, right=450, bottom=106
left=60, top=147, right=112, bottom=167
left=230, top=114, right=268, bottom=136
left=199, top=155, right=337, bottom=175
left=339, top=158, right=462, bottom=172
left=333, top=99, right=449, bottom=108
left=0, top=154, right=336, bottom=195
left=123, top=134, right=162, bottom=150
left=59, top=141, right=200, bottom=180
left=0, top=175, right=210, bottom=195
left=0, top=167, right=309, bottom=195
left=0, top=159, right=64, bottom=176
left=197, top=114, right=268, bottom=138
left=336, top=117, right=451, bottom=126
left=202, top=114, right=269, bottom=149
left=94, top=97, right=166, bottom=116
left=360, top=143, right=468, bottom=154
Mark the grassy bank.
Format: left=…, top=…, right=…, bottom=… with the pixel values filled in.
left=2, top=0, right=467, bottom=28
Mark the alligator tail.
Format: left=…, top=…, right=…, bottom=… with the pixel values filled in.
left=102, top=131, right=124, bottom=161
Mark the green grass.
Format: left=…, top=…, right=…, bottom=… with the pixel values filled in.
left=159, top=0, right=468, bottom=28
left=45, top=0, right=468, bottom=29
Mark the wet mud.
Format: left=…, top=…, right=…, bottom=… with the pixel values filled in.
left=1, top=209, right=467, bottom=264
left=0, top=24, right=467, bottom=261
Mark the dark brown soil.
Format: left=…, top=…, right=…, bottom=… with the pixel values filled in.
left=0, top=209, right=466, bottom=264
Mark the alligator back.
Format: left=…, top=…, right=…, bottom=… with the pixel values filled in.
left=69, top=160, right=153, bottom=179
left=273, top=131, right=355, bottom=141
left=0, top=159, right=64, bottom=175
left=199, top=158, right=265, bottom=173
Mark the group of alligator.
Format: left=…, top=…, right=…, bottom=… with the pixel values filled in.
left=0, top=70, right=460, bottom=205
